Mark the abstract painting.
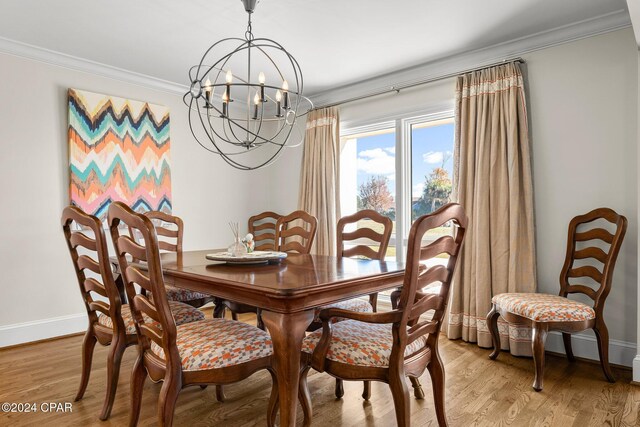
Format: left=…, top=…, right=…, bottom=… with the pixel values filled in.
left=68, top=88, right=171, bottom=222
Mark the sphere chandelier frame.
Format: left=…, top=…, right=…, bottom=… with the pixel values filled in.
left=184, top=0, right=313, bottom=170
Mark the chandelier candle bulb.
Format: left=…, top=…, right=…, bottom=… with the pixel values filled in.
left=276, top=90, right=283, bottom=117
left=225, top=70, right=233, bottom=102
left=204, top=78, right=213, bottom=107
left=282, top=80, right=289, bottom=109
left=222, top=89, right=229, bottom=117
left=253, top=92, right=260, bottom=119
left=258, top=71, right=266, bottom=101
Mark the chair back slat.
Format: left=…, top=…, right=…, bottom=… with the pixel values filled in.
left=343, top=246, right=379, bottom=260
left=275, top=210, right=317, bottom=254
left=109, top=202, right=180, bottom=367
left=77, top=255, right=102, bottom=275
left=88, top=300, right=110, bottom=316
left=564, top=284, right=597, bottom=300
left=249, top=211, right=282, bottom=251
left=70, top=232, right=97, bottom=251
left=84, top=277, right=108, bottom=298
left=419, top=235, right=457, bottom=260
left=574, top=247, right=608, bottom=264
left=575, top=228, right=614, bottom=244
left=61, top=206, right=126, bottom=334
left=392, top=203, right=467, bottom=363
left=568, top=266, right=603, bottom=283
left=559, top=208, right=627, bottom=310
left=337, top=210, right=393, bottom=261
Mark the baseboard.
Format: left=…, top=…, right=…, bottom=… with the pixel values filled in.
left=544, top=330, right=636, bottom=368
left=0, top=313, right=87, bottom=348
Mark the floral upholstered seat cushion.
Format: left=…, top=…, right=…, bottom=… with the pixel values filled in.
left=151, top=319, right=273, bottom=371
left=164, top=285, right=211, bottom=303
left=492, top=293, right=596, bottom=322
left=302, top=320, right=427, bottom=367
left=314, top=298, right=373, bottom=323
left=98, top=300, right=205, bottom=334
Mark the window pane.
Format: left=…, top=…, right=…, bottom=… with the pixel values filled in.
left=410, top=118, right=454, bottom=270
left=340, top=127, right=396, bottom=260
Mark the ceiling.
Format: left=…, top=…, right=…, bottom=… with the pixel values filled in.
left=0, top=0, right=630, bottom=96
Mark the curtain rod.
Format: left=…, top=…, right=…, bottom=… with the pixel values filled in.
left=318, top=57, right=525, bottom=109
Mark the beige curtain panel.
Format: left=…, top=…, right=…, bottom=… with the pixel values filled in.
left=298, top=107, right=341, bottom=256
left=447, top=62, right=537, bottom=356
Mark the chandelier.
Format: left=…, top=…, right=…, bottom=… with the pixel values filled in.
left=184, top=0, right=312, bottom=170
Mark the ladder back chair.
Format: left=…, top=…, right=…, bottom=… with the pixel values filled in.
left=487, top=207, right=627, bottom=391
left=299, top=203, right=467, bottom=427
left=61, top=206, right=204, bottom=421
left=274, top=210, right=317, bottom=254
left=129, top=211, right=214, bottom=308
left=214, top=211, right=283, bottom=329
left=108, top=202, right=276, bottom=427
left=310, top=209, right=393, bottom=399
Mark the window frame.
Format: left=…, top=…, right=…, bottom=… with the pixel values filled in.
left=340, top=109, right=454, bottom=265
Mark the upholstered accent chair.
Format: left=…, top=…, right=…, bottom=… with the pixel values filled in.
left=61, top=206, right=204, bottom=421
left=108, top=202, right=276, bottom=427
left=487, top=207, right=627, bottom=391
left=299, top=203, right=467, bottom=427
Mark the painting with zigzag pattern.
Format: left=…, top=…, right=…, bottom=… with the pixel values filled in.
left=68, top=88, right=172, bottom=222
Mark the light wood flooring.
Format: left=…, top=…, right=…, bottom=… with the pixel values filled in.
left=1, top=310, right=639, bottom=427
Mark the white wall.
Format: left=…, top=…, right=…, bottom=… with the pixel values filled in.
left=0, top=52, right=272, bottom=345
left=264, top=28, right=639, bottom=365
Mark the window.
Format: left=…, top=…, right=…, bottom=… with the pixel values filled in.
left=340, top=113, right=454, bottom=266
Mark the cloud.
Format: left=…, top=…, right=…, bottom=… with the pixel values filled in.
left=384, top=147, right=396, bottom=154
left=422, top=150, right=453, bottom=165
left=386, top=174, right=395, bottom=182
left=357, top=148, right=395, bottom=174
left=412, top=183, right=425, bottom=198
left=423, top=151, right=443, bottom=164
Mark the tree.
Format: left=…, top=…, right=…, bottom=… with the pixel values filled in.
left=358, top=175, right=394, bottom=214
left=414, top=167, right=452, bottom=217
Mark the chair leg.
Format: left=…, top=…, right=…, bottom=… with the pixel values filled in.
left=334, top=378, right=344, bottom=398
left=75, top=330, right=97, bottom=401
left=427, top=348, right=447, bottom=426
left=362, top=381, right=371, bottom=400
left=487, top=304, right=501, bottom=360
left=100, top=334, right=126, bottom=420
left=594, top=322, right=615, bottom=383
left=129, top=354, right=147, bottom=427
left=390, top=289, right=401, bottom=310
left=256, top=308, right=265, bottom=331
left=369, top=293, right=378, bottom=312
left=215, top=385, right=226, bottom=402
left=213, top=299, right=226, bottom=319
left=388, top=371, right=410, bottom=427
left=267, top=369, right=279, bottom=427
left=231, top=311, right=239, bottom=321
left=299, top=366, right=312, bottom=427
left=562, top=332, right=576, bottom=362
left=158, top=375, right=182, bottom=427
left=531, top=323, right=548, bottom=392
left=409, top=376, right=425, bottom=400
left=199, top=385, right=207, bottom=390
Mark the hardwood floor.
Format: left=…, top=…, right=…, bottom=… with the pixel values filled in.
left=1, top=310, right=639, bottom=426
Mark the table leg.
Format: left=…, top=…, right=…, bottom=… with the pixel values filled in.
left=261, top=309, right=314, bottom=427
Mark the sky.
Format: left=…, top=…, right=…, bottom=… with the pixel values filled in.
left=354, top=122, right=454, bottom=202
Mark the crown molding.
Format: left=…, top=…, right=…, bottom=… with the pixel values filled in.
left=0, top=36, right=188, bottom=95
left=310, top=9, right=632, bottom=108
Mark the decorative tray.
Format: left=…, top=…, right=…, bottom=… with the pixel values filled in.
left=205, top=251, right=288, bottom=265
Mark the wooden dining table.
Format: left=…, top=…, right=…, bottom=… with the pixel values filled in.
left=152, top=249, right=404, bottom=426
